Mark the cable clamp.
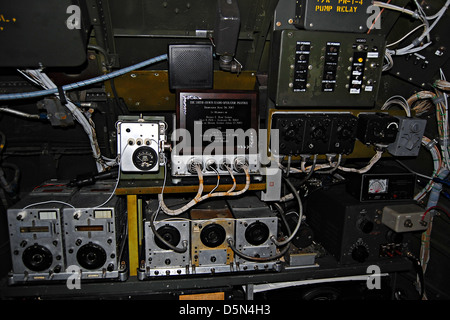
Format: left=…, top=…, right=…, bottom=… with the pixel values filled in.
left=432, top=94, right=446, bottom=105
left=57, top=86, right=67, bottom=105
left=424, top=138, right=438, bottom=150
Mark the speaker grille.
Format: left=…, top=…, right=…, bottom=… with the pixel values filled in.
left=168, top=44, right=213, bottom=90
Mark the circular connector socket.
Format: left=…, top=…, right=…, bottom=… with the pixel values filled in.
left=233, top=157, right=249, bottom=173
left=187, top=158, right=203, bottom=174
left=205, top=159, right=217, bottom=171
left=219, top=158, right=232, bottom=171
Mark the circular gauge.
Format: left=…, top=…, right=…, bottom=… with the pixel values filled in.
left=22, top=244, right=53, bottom=272
left=132, top=146, right=158, bottom=171
left=76, top=243, right=107, bottom=270
left=368, top=178, right=388, bottom=194
left=155, top=225, right=181, bottom=250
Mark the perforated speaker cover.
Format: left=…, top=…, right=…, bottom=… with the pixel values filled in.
left=168, top=44, right=213, bottom=90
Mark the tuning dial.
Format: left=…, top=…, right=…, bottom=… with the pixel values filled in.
left=350, top=239, right=370, bottom=263
left=351, top=245, right=369, bottom=263
left=352, top=246, right=369, bottom=263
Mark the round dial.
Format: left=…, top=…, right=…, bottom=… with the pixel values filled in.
left=76, top=243, right=107, bottom=270
left=22, top=244, right=53, bottom=272
left=368, top=178, right=388, bottom=194
left=357, top=217, right=374, bottom=234
left=350, top=239, right=370, bottom=263
left=132, top=146, right=158, bottom=171
left=351, top=245, right=369, bottom=263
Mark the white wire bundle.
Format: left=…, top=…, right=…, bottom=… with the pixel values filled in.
left=338, top=150, right=384, bottom=174
left=8, top=55, right=168, bottom=170
left=423, top=0, right=450, bottom=32
left=383, top=51, right=394, bottom=72
left=413, top=70, right=450, bottom=296
left=437, top=69, right=450, bottom=170
left=375, top=0, right=450, bottom=58
left=0, top=106, right=41, bottom=119
left=277, top=152, right=382, bottom=203
left=381, top=95, right=412, bottom=117
left=434, top=79, right=450, bottom=91
left=23, top=69, right=108, bottom=172
left=373, top=1, right=418, bottom=17
left=405, top=72, right=449, bottom=204
left=278, top=154, right=342, bottom=176
left=408, top=78, right=450, bottom=171
left=158, top=163, right=250, bottom=216
left=414, top=137, right=444, bottom=201
left=158, top=164, right=204, bottom=216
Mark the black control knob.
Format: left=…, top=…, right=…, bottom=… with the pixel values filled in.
left=357, top=218, right=374, bottom=234
left=404, top=219, right=413, bottom=228
left=76, top=243, right=107, bottom=270
left=54, top=265, right=62, bottom=273
left=351, top=245, right=369, bottom=263
left=22, top=244, right=53, bottom=272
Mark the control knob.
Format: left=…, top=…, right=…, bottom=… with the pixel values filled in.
left=357, top=218, right=374, bottom=234
left=351, top=245, right=369, bottom=263
left=350, top=240, right=370, bottom=263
